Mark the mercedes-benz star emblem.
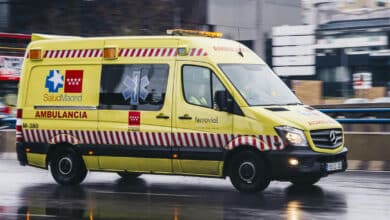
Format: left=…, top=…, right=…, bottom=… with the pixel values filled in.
left=329, top=130, right=337, bottom=145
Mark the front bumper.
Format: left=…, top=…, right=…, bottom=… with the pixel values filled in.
left=265, top=147, right=348, bottom=181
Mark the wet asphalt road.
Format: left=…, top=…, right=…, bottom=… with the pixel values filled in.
left=0, top=159, right=389, bottom=220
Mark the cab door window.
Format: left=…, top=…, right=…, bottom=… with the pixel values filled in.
left=99, top=64, right=169, bottom=110
left=182, top=65, right=225, bottom=109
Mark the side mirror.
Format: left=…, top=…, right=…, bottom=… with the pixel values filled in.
left=215, top=90, right=233, bottom=112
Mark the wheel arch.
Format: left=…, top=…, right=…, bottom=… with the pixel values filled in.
left=222, top=145, right=269, bottom=177
left=222, top=134, right=280, bottom=177
left=45, top=133, right=82, bottom=168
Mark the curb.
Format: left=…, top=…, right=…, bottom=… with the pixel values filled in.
left=347, top=160, right=390, bottom=171
left=0, top=153, right=17, bottom=160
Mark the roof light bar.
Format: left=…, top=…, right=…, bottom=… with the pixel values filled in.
left=167, top=29, right=223, bottom=38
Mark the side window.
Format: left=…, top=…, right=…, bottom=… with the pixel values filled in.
left=100, top=64, right=169, bottom=111
left=182, top=65, right=226, bottom=109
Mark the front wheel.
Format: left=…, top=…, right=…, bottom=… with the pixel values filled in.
left=50, top=148, right=87, bottom=185
left=229, top=150, right=270, bottom=193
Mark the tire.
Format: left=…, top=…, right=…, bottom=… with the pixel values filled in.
left=229, top=150, right=270, bottom=193
left=290, top=177, right=320, bottom=187
left=50, top=148, right=87, bottom=185
left=117, top=172, right=142, bottom=180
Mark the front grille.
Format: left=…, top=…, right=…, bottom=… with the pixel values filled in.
left=310, top=129, right=343, bottom=149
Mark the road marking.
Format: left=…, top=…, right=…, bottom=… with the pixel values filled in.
left=93, top=190, right=202, bottom=198
left=347, top=160, right=390, bottom=171
left=0, top=213, right=56, bottom=218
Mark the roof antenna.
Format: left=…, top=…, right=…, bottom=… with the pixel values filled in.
left=237, top=27, right=244, bottom=57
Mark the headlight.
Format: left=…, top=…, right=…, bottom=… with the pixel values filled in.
left=275, top=126, right=308, bottom=147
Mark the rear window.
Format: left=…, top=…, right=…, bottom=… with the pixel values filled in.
left=99, top=64, right=169, bottom=111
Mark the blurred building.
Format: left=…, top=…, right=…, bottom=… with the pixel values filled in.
left=272, top=25, right=316, bottom=77
left=5, top=0, right=202, bottom=36
left=271, top=0, right=390, bottom=97
left=0, top=0, right=302, bottom=59
left=0, top=1, right=8, bottom=30
left=208, top=0, right=302, bottom=58
left=302, top=0, right=316, bottom=24
left=316, top=18, right=390, bottom=97
left=315, top=0, right=389, bottom=25
left=303, top=0, right=390, bottom=25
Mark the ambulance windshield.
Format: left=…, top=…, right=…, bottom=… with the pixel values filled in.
left=220, top=64, right=301, bottom=106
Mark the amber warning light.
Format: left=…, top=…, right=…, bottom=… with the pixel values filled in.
left=104, top=47, right=117, bottom=59
left=29, top=49, right=42, bottom=60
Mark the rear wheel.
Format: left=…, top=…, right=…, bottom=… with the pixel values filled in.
left=290, top=177, right=320, bottom=187
left=229, top=150, right=270, bottom=193
left=50, top=148, right=87, bottom=185
left=117, top=172, right=142, bottom=180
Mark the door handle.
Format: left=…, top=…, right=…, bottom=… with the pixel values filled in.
left=156, top=113, right=170, bottom=119
left=178, top=114, right=192, bottom=120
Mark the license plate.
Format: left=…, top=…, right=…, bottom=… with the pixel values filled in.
left=326, top=161, right=343, bottom=172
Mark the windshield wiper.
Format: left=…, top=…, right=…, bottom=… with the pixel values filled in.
left=285, top=102, right=303, bottom=105
left=254, top=104, right=283, bottom=106
left=252, top=103, right=302, bottom=106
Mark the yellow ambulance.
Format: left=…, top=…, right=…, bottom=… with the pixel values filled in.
left=16, top=29, right=347, bottom=192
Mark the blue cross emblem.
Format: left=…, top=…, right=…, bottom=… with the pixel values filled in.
left=45, top=70, right=64, bottom=93
left=122, top=72, right=150, bottom=105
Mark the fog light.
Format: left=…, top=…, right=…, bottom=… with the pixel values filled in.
left=289, top=158, right=299, bottom=166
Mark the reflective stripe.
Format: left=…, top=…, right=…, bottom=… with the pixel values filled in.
left=43, top=49, right=102, bottom=58
left=21, top=129, right=285, bottom=151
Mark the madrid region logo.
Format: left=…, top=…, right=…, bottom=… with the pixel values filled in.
left=45, top=70, right=83, bottom=93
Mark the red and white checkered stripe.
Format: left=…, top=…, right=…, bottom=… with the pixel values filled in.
left=15, top=119, right=23, bottom=142
left=44, top=49, right=103, bottom=59
left=118, top=48, right=208, bottom=57
left=16, top=109, right=23, bottom=143
left=51, top=134, right=79, bottom=145
left=39, top=48, right=207, bottom=59
left=188, top=48, right=208, bottom=56
left=22, top=130, right=284, bottom=151
left=225, top=135, right=285, bottom=151
left=119, top=48, right=177, bottom=57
